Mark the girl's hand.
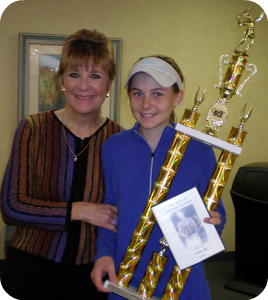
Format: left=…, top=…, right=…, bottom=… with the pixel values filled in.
left=204, top=210, right=221, bottom=226
left=91, top=256, right=118, bottom=292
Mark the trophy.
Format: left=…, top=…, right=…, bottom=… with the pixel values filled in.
left=104, top=9, right=264, bottom=300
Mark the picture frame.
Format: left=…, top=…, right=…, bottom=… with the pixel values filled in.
left=18, top=32, right=122, bottom=123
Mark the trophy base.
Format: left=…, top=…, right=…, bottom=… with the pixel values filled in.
left=104, top=280, right=160, bottom=300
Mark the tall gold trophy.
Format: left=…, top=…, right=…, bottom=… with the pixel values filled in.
left=104, top=9, right=264, bottom=300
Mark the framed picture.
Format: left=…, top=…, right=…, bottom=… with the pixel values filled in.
left=18, top=32, right=122, bottom=123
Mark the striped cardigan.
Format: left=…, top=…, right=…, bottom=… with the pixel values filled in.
left=0, top=111, right=121, bottom=265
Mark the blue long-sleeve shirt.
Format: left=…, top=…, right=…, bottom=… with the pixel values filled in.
left=96, top=123, right=226, bottom=300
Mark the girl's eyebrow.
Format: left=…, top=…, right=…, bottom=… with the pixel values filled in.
left=130, top=87, right=142, bottom=91
left=151, top=87, right=166, bottom=91
left=130, top=87, right=166, bottom=91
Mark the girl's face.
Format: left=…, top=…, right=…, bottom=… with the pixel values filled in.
left=128, top=72, right=183, bottom=136
left=61, top=63, right=110, bottom=117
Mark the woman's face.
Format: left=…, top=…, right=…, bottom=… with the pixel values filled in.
left=61, top=63, right=110, bottom=116
left=128, top=72, right=183, bottom=135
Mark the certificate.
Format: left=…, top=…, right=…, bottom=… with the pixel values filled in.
left=152, top=187, right=225, bottom=270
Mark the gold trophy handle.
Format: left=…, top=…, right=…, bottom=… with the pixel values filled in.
left=236, top=64, right=257, bottom=98
left=214, top=55, right=230, bottom=92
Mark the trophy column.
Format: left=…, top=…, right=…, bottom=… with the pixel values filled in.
left=117, top=93, right=205, bottom=287
left=203, top=121, right=249, bottom=211
left=137, top=238, right=169, bottom=298
left=162, top=105, right=251, bottom=300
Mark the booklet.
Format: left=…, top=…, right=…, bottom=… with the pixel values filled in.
left=152, top=187, right=225, bottom=270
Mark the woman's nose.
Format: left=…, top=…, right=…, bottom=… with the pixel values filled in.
left=78, top=77, right=91, bottom=90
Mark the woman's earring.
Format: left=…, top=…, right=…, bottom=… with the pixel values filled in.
left=174, top=104, right=179, bottom=108
left=62, top=88, right=65, bottom=95
left=106, top=91, right=110, bottom=97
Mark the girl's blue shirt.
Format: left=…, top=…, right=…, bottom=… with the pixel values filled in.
left=96, top=123, right=226, bottom=300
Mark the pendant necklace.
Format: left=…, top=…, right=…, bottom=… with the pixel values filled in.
left=62, top=123, right=96, bottom=162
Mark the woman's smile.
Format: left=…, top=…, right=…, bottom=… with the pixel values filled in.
left=75, top=94, right=95, bottom=102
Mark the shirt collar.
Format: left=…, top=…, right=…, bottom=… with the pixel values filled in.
left=133, top=122, right=176, bottom=143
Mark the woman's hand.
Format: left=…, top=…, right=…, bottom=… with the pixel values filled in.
left=71, top=202, right=118, bottom=233
left=91, top=256, right=118, bottom=293
left=204, top=210, right=221, bottom=226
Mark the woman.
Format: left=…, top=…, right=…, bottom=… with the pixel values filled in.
left=91, top=55, right=226, bottom=299
left=1, top=29, right=122, bottom=300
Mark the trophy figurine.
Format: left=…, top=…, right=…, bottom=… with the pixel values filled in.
left=104, top=8, right=263, bottom=300
left=235, top=8, right=265, bottom=55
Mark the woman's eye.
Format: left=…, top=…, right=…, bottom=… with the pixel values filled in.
left=69, top=72, right=79, bottom=78
left=91, top=74, right=101, bottom=79
left=155, top=92, right=162, bottom=97
left=134, top=92, right=142, bottom=97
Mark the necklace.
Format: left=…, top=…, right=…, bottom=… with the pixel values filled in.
left=62, top=124, right=96, bottom=162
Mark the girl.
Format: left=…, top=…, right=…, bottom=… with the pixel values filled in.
left=91, top=55, right=226, bottom=300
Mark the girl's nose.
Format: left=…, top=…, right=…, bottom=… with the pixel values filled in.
left=142, top=96, right=153, bottom=109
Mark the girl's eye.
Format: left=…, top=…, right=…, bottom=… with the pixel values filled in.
left=155, top=92, right=162, bottom=97
left=134, top=92, right=142, bottom=97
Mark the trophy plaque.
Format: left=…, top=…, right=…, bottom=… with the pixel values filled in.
left=104, top=8, right=264, bottom=300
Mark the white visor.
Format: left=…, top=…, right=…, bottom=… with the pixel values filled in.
left=125, top=57, right=182, bottom=90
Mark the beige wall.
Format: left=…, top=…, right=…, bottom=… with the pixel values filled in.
left=0, top=0, right=267, bottom=259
